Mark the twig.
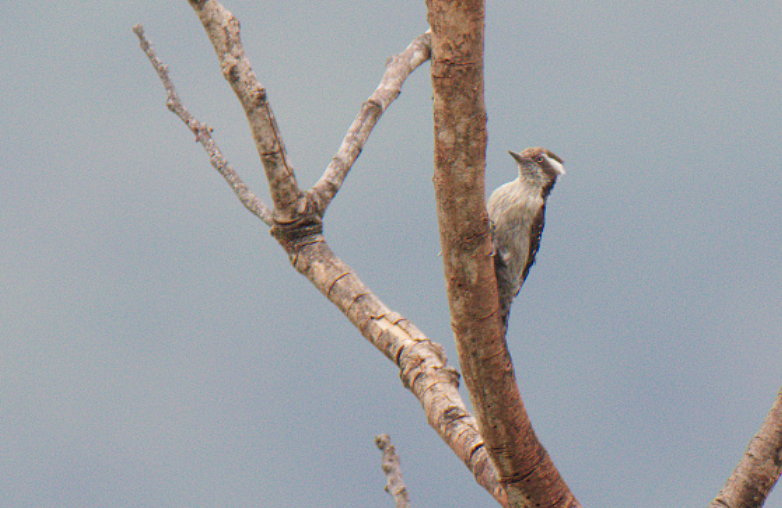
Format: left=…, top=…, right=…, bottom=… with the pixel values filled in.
left=375, top=434, right=411, bottom=508
left=132, top=24, right=272, bottom=225
left=309, top=31, right=432, bottom=216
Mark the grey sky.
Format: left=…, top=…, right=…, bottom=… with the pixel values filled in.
left=2, top=2, right=781, bottom=506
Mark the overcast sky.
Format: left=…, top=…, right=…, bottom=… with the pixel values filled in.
left=3, top=2, right=782, bottom=507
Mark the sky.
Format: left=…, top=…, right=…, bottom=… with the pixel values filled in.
left=2, top=1, right=782, bottom=507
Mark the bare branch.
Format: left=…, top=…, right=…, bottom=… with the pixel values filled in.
left=309, top=31, right=432, bottom=216
left=187, top=0, right=305, bottom=224
left=426, top=1, right=578, bottom=506
left=710, top=386, right=782, bottom=508
left=132, top=24, right=272, bottom=225
left=375, top=434, right=411, bottom=508
left=136, top=7, right=506, bottom=503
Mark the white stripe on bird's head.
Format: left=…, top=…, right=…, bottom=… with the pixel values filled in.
left=542, top=153, right=566, bottom=176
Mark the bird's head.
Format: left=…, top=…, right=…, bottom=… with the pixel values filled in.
left=509, top=147, right=565, bottom=197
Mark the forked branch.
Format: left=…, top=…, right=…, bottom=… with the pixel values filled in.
left=135, top=3, right=507, bottom=505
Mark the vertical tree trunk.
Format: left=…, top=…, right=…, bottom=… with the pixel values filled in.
left=427, top=1, right=579, bottom=506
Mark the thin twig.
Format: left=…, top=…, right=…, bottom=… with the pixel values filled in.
left=375, top=434, right=411, bottom=508
left=309, top=31, right=432, bottom=216
left=132, top=24, right=273, bottom=225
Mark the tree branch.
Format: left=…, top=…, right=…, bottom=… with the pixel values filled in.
left=187, top=0, right=305, bottom=226
left=709, top=386, right=782, bottom=508
left=309, top=31, right=432, bottom=216
left=375, top=434, right=411, bottom=508
left=425, top=1, right=578, bottom=506
left=286, top=235, right=507, bottom=505
left=136, top=4, right=507, bottom=504
left=132, top=24, right=272, bottom=225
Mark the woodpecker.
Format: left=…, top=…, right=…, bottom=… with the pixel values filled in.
left=487, top=147, right=565, bottom=329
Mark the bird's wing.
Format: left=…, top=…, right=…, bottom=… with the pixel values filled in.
left=520, top=204, right=546, bottom=285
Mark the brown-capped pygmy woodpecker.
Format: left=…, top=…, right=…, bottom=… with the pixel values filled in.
left=487, top=147, right=565, bottom=329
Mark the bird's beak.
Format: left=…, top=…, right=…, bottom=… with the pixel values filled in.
left=508, top=150, right=524, bottom=164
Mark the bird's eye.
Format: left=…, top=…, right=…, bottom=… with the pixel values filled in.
left=535, top=155, right=545, bottom=163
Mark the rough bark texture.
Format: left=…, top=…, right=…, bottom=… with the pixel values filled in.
left=426, top=1, right=579, bottom=506
left=710, top=387, right=782, bottom=508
